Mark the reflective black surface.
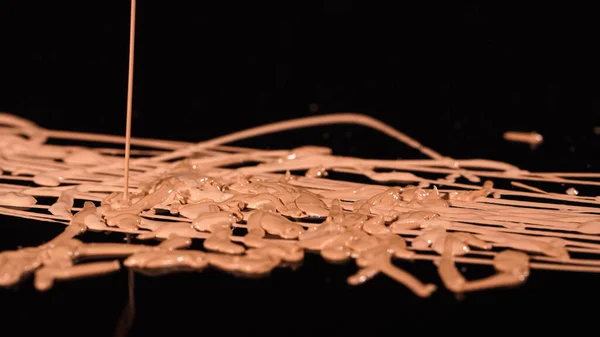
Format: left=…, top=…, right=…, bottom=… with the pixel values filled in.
left=0, top=2, right=599, bottom=335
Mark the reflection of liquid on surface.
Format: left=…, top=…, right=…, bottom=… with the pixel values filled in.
left=114, top=235, right=135, bottom=337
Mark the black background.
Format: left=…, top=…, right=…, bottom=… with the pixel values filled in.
left=0, top=1, right=599, bottom=336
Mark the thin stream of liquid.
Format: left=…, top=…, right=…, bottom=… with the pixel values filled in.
left=123, top=0, right=136, bottom=203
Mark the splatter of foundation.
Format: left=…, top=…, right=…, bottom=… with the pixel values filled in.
left=0, top=112, right=599, bottom=297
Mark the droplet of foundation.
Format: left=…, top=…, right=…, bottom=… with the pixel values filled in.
left=566, top=187, right=578, bottom=196
left=247, top=210, right=304, bottom=239
left=503, top=131, right=544, bottom=147
left=295, top=192, right=329, bottom=218
left=493, top=250, right=530, bottom=278
left=0, top=192, right=37, bottom=207
left=305, top=165, right=328, bottom=178
left=192, top=212, right=238, bottom=232
left=106, top=213, right=141, bottom=231
left=33, top=174, right=62, bottom=187
left=84, top=213, right=108, bottom=230
left=48, top=189, right=75, bottom=218
left=362, top=215, right=389, bottom=234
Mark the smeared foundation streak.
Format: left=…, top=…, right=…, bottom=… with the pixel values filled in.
left=35, top=261, right=121, bottom=291
left=504, top=131, right=543, bottom=147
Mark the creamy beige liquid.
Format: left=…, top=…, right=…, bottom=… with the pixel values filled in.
left=503, top=131, right=544, bottom=147
left=0, top=6, right=599, bottom=295
left=2, top=0, right=600, bottom=300
left=0, top=111, right=599, bottom=298
left=123, top=0, right=136, bottom=204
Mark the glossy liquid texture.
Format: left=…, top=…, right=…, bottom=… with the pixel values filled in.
left=503, top=131, right=544, bottom=147
left=0, top=112, right=599, bottom=298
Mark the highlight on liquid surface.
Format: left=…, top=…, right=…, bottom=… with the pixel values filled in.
left=0, top=112, right=599, bottom=297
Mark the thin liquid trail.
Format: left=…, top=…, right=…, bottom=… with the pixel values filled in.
left=113, top=234, right=136, bottom=337
left=114, top=2, right=137, bottom=334
left=123, top=0, right=136, bottom=203
left=150, top=113, right=446, bottom=163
